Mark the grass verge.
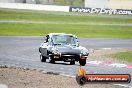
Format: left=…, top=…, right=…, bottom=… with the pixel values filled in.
left=0, top=9, right=132, bottom=38
left=0, top=9, right=132, bottom=24
left=111, top=51, right=132, bottom=62
left=0, top=22, right=132, bottom=38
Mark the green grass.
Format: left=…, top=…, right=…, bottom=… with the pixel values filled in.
left=0, top=9, right=132, bottom=38
left=111, top=51, right=132, bottom=62
left=0, top=9, right=132, bottom=24
left=0, top=22, right=132, bottom=38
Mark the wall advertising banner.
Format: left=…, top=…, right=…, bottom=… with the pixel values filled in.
left=70, top=7, right=132, bottom=15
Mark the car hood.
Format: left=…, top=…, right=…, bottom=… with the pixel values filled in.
left=52, top=45, right=87, bottom=54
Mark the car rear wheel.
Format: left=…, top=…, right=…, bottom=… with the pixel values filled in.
left=79, top=59, right=86, bottom=66
left=40, top=54, right=46, bottom=62
left=70, top=61, right=75, bottom=65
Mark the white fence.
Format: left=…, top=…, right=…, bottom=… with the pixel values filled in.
left=0, top=3, right=70, bottom=12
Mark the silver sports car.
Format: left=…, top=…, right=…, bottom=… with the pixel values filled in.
left=39, top=33, right=89, bottom=66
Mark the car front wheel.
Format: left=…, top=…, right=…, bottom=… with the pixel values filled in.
left=50, top=59, right=55, bottom=63
left=70, top=61, right=75, bottom=65
left=49, top=56, right=55, bottom=63
left=79, top=59, right=86, bottom=66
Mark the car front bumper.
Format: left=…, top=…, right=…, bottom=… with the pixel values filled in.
left=49, top=53, right=88, bottom=61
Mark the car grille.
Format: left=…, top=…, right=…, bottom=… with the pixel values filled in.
left=61, top=53, right=80, bottom=58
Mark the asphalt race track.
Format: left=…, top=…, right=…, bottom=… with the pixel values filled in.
left=0, top=36, right=132, bottom=88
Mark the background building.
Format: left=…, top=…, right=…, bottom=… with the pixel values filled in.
left=85, top=0, right=108, bottom=8
left=108, top=0, right=132, bottom=9
left=85, top=0, right=132, bottom=9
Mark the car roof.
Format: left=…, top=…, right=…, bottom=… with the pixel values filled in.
left=48, top=33, right=76, bottom=37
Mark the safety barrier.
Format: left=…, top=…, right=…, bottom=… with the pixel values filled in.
left=0, top=3, right=70, bottom=12
left=70, top=7, right=132, bottom=15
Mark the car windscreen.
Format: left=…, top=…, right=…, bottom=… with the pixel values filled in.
left=52, top=35, right=76, bottom=45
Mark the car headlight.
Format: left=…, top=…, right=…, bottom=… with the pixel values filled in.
left=81, top=50, right=88, bottom=55
left=51, top=47, right=59, bottom=54
left=53, top=51, right=60, bottom=54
